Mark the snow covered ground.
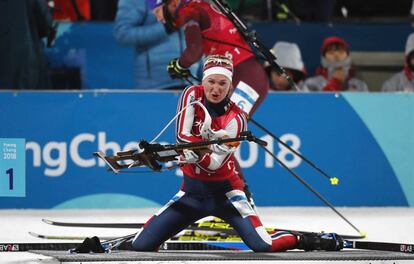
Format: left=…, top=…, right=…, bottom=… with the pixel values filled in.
left=0, top=207, right=413, bottom=263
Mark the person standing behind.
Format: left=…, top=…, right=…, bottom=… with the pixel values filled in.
left=147, top=0, right=270, bottom=114
left=113, top=0, right=193, bottom=89
left=266, top=41, right=307, bottom=91
left=382, top=33, right=414, bottom=92
left=304, top=36, right=368, bottom=92
left=0, top=0, right=54, bottom=89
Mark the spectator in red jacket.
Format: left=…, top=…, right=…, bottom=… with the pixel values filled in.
left=304, top=36, right=368, bottom=92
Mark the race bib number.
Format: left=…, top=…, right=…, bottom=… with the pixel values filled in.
left=0, top=138, right=25, bottom=197
left=231, top=81, right=259, bottom=115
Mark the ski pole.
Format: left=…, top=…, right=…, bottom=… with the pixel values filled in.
left=249, top=117, right=339, bottom=186
left=259, top=144, right=364, bottom=236
left=102, top=233, right=136, bottom=251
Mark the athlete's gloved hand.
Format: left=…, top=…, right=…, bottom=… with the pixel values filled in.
left=209, top=144, right=237, bottom=155
left=201, top=127, right=228, bottom=140
left=179, top=149, right=199, bottom=164
left=167, top=58, right=191, bottom=80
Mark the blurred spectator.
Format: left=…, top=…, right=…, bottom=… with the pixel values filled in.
left=53, top=0, right=91, bottom=21
left=266, top=41, right=307, bottom=91
left=382, top=33, right=414, bottom=92
left=149, top=0, right=270, bottom=114
left=411, top=0, right=414, bottom=25
left=0, top=0, right=54, bottom=89
left=411, top=0, right=414, bottom=16
left=303, top=36, right=368, bottom=92
left=113, top=0, right=191, bottom=89
left=52, top=0, right=117, bottom=21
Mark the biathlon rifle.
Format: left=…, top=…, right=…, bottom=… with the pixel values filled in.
left=210, top=0, right=299, bottom=90
left=94, top=131, right=266, bottom=173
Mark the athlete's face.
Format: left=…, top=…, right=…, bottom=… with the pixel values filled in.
left=203, top=74, right=231, bottom=104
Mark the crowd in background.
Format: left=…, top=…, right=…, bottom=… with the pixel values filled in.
left=0, top=0, right=413, bottom=92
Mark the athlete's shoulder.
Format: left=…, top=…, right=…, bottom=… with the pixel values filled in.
left=181, top=85, right=204, bottom=101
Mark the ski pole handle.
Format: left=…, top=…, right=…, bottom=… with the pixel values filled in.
left=239, top=131, right=267, bottom=146
left=252, top=136, right=267, bottom=146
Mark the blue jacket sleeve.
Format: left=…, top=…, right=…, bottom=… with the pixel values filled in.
left=113, top=0, right=170, bottom=47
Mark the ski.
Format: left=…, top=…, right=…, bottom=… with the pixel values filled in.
left=29, top=230, right=242, bottom=242
left=42, top=218, right=141, bottom=229
left=0, top=242, right=82, bottom=252
left=344, top=240, right=414, bottom=253
left=2, top=239, right=413, bottom=253
left=28, top=231, right=117, bottom=241
left=42, top=218, right=365, bottom=240
left=0, top=241, right=243, bottom=252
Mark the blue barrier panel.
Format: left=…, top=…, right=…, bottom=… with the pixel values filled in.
left=0, top=91, right=412, bottom=208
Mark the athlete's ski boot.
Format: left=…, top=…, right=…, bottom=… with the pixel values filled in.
left=297, top=232, right=344, bottom=251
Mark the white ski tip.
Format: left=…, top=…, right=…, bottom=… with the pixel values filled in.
left=28, top=231, right=41, bottom=238
left=42, top=219, right=53, bottom=225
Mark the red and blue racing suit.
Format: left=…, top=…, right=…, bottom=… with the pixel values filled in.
left=132, top=86, right=297, bottom=252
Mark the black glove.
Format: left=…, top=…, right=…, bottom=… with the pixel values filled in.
left=72, top=236, right=105, bottom=253
left=167, top=58, right=191, bottom=80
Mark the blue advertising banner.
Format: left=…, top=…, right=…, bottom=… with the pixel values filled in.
left=0, top=91, right=412, bottom=208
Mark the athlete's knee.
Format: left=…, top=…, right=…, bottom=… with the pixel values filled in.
left=242, top=229, right=272, bottom=252
left=132, top=240, right=154, bottom=251
left=131, top=231, right=160, bottom=251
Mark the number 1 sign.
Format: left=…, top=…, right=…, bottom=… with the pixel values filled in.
left=0, top=139, right=25, bottom=197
